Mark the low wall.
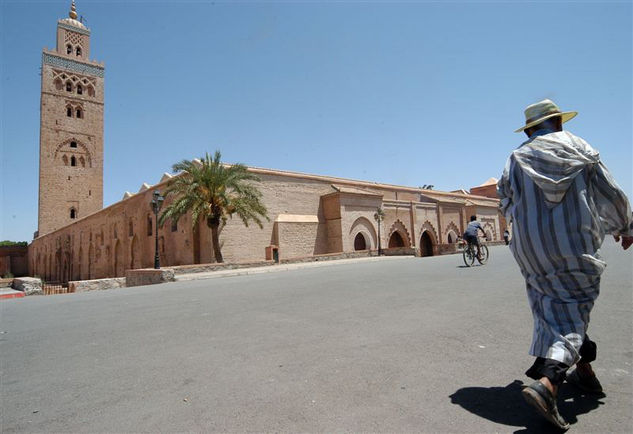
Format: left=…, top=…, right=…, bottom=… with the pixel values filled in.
left=126, top=268, right=176, bottom=287
left=172, top=260, right=275, bottom=276
left=280, top=250, right=376, bottom=264
left=68, top=277, right=126, bottom=293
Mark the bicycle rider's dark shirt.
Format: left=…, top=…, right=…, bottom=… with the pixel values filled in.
left=464, top=221, right=484, bottom=237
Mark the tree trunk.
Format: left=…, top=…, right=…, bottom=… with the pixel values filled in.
left=210, top=222, right=223, bottom=263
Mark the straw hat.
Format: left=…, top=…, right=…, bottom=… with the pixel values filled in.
left=515, top=99, right=577, bottom=133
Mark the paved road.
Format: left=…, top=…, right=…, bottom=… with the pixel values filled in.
left=1, top=240, right=631, bottom=433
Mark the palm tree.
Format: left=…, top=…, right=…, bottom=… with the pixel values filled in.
left=159, top=150, right=269, bottom=263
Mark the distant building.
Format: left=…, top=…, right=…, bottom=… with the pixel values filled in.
left=29, top=4, right=502, bottom=284
left=469, top=178, right=499, bottom=199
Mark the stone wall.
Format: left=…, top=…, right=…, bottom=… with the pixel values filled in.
left=125, top=268, right=175, bottom=288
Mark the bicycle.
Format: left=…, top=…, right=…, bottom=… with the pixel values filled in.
left=462, top=237, right=489, bottom=267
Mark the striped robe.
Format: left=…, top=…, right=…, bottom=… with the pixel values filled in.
left=497, top=130, right=632, bottom=366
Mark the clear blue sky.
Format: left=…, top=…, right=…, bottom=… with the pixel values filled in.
left=2, top=1, right=632, bottom=242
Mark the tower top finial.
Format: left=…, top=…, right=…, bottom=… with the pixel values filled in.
left=69, top=1, right=78, bottom=19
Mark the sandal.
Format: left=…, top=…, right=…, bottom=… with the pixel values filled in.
left=566, top=368, right=603, bottom=394
left=522, top=380, right=570, bottom=430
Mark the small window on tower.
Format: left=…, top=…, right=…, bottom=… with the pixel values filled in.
left=66, top=82, right=72, bottom=92
left=71, top=156, right=77, bottom=167
left=76, top=46, right=82, bottom=56
left=67, top=44, right=72, bottom=54
left=76, top=108, right=82, bottom=118
left=70, top=208, right=77, bottom=219
left=67, top=107, right=72, bottom=117
left=70, top=141, right=77, bottom=148
left=77, top=85, right=83, bottom=95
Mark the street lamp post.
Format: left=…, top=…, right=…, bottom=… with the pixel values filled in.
left=151, top=190, right=164, bottom=269
left=373, top=207, right=385, bottom=256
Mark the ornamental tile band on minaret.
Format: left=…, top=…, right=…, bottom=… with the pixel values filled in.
left=37, top=1, right=104, bottom=237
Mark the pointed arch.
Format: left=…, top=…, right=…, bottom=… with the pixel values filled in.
left=419, top=220, right=438, bottom=245
left=387, top=219, right=411, bottom=248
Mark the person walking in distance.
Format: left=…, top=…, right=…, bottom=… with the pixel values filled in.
left=497, top=99, right=633, bottom=430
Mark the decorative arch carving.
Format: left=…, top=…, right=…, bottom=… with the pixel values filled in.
left=420, top=220, right=438, bottom=245
left=52, top=69, right=97, bottom=97
left=444, top=221, right=460, bottom=237
left=54, top=138, right=92, bottom=167
left=349, top=216, right=377, bottom=250
left=482, top=222, right=496, bottom=241
left=387, top=219, right=411, bottom=247
left=444, top=221, right=460, bottom=243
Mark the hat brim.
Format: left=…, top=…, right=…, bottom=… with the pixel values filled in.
left=514, top=111, right=577, bottom=133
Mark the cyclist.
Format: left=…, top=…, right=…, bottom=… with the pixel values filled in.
left=463, top=215, right=486, bottom=257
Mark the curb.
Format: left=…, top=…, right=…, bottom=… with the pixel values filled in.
left=0, top=289, right=25, bottom=300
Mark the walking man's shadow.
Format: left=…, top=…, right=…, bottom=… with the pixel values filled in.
left=449, top=380, right=604, bottom=433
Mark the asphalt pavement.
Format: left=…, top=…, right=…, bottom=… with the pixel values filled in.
left=1, top=239, right=631, bottom=433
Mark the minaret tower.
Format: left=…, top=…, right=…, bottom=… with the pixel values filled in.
left=37, top=1, right=104, bottom=237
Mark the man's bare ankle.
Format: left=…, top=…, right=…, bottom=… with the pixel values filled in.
left=539, top=376, right=557, bottom=395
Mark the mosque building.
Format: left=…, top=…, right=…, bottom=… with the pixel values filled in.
left=28, top=3, right=503, bottom=284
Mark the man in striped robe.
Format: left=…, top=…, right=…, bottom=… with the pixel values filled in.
left=497, top=99, right=633, bottom=429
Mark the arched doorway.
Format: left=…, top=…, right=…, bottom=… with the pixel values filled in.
left=388, top=231, right=405, bottom=248
left=447, top=231, right=458, bottom=244
left=354, top=232, right=367, bottom=251
left=349, top=217, right=377, bottom=252
left=420, top=231, right=434, bottom=257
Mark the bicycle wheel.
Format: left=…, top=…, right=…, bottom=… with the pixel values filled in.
left=477, top=245, right=489, bottom=265
left=463, top=245, right=475, bottom=267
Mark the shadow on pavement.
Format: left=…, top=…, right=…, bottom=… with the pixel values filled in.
left=449, top=379, right=605, bottom=433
